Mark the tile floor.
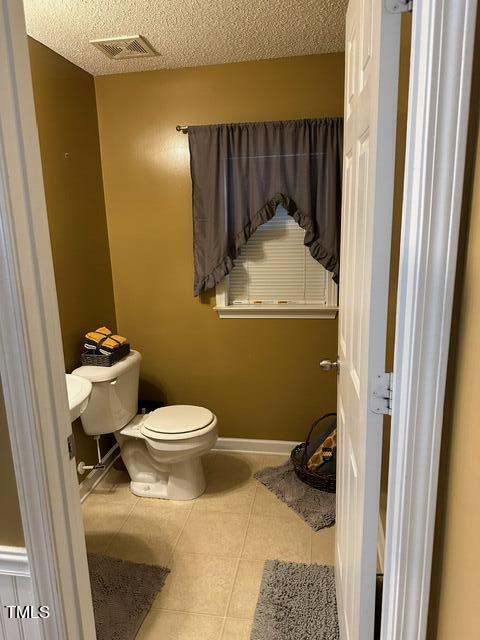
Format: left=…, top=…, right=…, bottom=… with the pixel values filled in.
left=82, top=451, right=336, bottom=640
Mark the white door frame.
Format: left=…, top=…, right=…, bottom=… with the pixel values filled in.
left=0, top=2, right=476, bottom=640
left=381, top=1, right=477, bottom=639
left=0, top=1, right=95, bottom=638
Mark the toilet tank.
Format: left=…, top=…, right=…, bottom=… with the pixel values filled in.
left=72, top=350, right=141, bottom=436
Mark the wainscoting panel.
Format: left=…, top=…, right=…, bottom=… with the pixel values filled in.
left=0, top=547, right=41, bottom=640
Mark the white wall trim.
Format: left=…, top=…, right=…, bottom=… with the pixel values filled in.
left=78, top=439, right=292, bottom=503
left=213, top=437, right=300, bottom=455
left=214, top=305, right=338, bottom=319
left=0, top=548, right=29, bottom=578
left=79, top=444, right=121, bottom=502
left=0, top=547, right=42, bottom=640
left=381, top=2, right=478, bottom=640
left=0, top=1, right=96, bottom=638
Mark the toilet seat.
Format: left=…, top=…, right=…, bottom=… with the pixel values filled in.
left=140, top=405, right=216, bottom=441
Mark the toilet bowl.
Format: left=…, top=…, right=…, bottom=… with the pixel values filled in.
left=119, top=406, right=217, bottom=499
left=72, top=351, right=218, bottom=500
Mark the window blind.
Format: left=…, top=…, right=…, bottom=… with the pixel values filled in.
left=228, top=206, right=329, bottom=305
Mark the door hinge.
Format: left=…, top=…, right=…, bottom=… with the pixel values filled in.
left=385, top=0, right=412, bottom=13
left=371, top=373, right=394, bottom=415
left=67, top=433, right=76, bottom=460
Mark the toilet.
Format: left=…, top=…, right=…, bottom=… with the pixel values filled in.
left=72, top=350, right=217, bottom=500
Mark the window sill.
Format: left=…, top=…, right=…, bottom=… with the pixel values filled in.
left=214, top=305, right=338, bottom=319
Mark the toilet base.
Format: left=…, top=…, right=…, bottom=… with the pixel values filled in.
left=129, top=457, right=206, bottom=500
left=117, top=434, right=208, bottom=500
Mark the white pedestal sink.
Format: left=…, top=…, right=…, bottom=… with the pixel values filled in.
left=65, top=374, right=92, bottom=422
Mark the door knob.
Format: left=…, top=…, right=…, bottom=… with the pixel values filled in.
left=320, top=358, right=339, bottom=372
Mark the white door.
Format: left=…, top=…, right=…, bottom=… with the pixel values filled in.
left=335, top=1, right=402, bottom=638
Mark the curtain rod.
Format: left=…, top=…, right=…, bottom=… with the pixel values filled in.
left=176, top=118, right=342, bottom=133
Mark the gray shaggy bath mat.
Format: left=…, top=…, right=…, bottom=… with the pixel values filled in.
left=88, top=553, right=169, bottom=640
left=251, top=560, right=339, bottom=640
left=254, top=460, right=335, bottom=531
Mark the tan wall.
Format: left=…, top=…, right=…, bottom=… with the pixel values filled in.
left=0, top=382, right=25, bottom=546
left=427, top=13, right=480, bottom=638
left=0, top=39, right=118, bottom=545
left=28, top=38, right=117, bottom=471
left=95, top=54, right=343, bottom=441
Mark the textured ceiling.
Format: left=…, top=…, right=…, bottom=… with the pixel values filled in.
left=23, top=0, right=347, bottom=76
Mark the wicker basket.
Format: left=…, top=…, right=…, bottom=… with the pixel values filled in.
left=290, top=412, right=337, bottom=493
left=80, top=343, right=130, bottom=367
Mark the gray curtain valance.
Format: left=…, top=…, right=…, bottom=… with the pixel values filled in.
left=188, top=118, right=343, bottom=296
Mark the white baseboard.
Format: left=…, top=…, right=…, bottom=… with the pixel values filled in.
left=78, top=438, right=296, bottom=503
left=0, top=546, right=41, bottom=640
left=79, top=443, right=120, bottom=503
left=214, top=437, right=300, bottom=455
left=378, top=515, right=386, bottom=573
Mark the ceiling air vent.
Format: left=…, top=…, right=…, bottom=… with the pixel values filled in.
left=90, top=35, right=157, bottom=60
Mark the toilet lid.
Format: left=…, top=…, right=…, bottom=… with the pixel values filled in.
left=141, top=405, right=214, bottom=436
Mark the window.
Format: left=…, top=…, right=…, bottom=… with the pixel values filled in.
left=215, top=206, right=338, bottom=318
